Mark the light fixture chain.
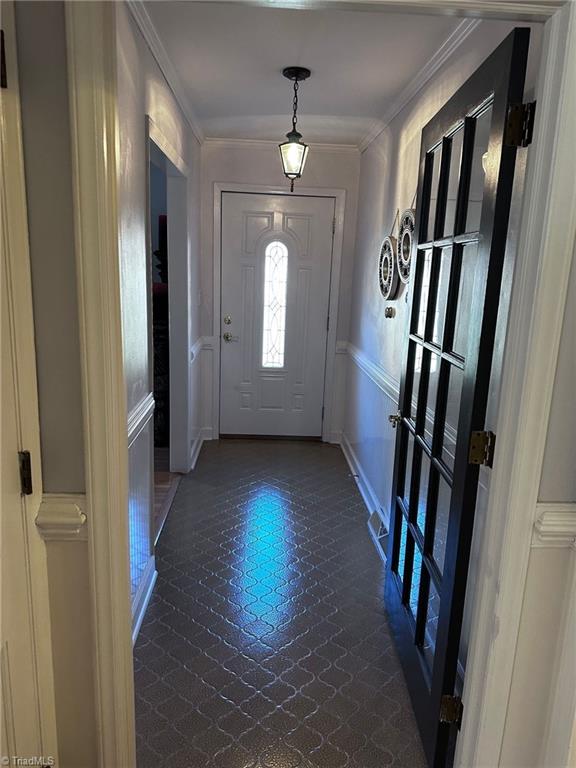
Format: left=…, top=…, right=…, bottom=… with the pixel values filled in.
left=292, top=80, right=299, bottom=131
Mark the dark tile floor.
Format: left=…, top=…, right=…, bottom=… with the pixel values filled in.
left=134, top=440, right=425, bottom=768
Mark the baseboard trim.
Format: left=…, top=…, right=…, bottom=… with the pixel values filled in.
left=201, top=426, right=214, bottom=441
left=36, top=494, right=88, bottom=542
left=132, top=556, right=157, bottom=645
left=341, top=432, right=389, bottom=528
left=190, top=430, right=204, bottom=469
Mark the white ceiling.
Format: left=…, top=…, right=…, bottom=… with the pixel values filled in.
left=144, top=2, right=463, bottom=145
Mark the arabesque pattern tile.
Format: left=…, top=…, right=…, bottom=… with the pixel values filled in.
left=135, top=439, right=425, bottom=768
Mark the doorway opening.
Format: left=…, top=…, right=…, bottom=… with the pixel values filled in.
left=148, top=147, right=179, bottom=542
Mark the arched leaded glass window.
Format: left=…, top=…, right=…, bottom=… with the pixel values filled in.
left=262, top=241, right=288, bottom=368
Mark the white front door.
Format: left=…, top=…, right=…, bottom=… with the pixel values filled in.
left=220, top=192, right=335, bottom=437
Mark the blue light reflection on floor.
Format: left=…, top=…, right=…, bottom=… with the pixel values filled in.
left=232, top=484, right=294, bottom=636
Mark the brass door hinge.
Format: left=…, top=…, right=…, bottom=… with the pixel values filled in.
left=440, top=695, right=463, bottom=729
left=505, top=101, right=536, bottom=147
left=468, top=430, right=496, bottom=467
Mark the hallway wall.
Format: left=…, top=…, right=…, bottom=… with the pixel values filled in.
left=116, top=3, right=203, bottom=620
left=539, top=252, right=576, bottom=503
left=15, top=0, right=85, bottom=494
left=15, top=5, right=96, bottom=766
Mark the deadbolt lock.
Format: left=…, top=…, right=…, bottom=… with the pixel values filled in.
left=388, top=411, right=402, bottom=428
left=223, top=315, right=232, bottom=325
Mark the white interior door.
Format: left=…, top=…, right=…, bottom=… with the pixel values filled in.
left=1, top=2, right=58, bottom=758
left=220, top=192, right=335, bottom=437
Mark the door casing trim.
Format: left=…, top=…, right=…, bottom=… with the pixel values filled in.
left=212, top=182, right=346, bottom=443
left=66, top=4, right=136, bottom=766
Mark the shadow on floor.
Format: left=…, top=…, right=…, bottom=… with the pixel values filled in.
left=134, top=439, right=425, bottom=768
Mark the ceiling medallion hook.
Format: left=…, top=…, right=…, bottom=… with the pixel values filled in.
left=279, top=67, right=311, bottom=193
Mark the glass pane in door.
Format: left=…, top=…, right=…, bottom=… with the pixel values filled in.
left=427, top=146, right=443, bottom=241
left=466, top=106, right=493, bottom=232
left=402, top=431, right=416, bottom=510
left=432, top=248, right=453, bottom=346
left=444, top=128, right=464, bottom=237
left=417, top=453, right=431, bottom=536
left=423, top=577, right=441, bottom=670
left=442, top=366, right=463, bottom=471
left=453, top=243, right=478, bottom=357
left=416, top=251, right=433, bottom=337
left=433, top=476, right=452, bottom=573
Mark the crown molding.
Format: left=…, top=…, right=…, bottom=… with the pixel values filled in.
left=127, top=0, right=205, bottom=143
left=532, top=503, right=576, bottom=549
left=359, top=17, right=482, bottom=152
left=202, top=136, right=360, bottom=153
left=199, top=0, right=561, bottom=20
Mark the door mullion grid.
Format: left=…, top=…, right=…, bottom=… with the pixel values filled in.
left=408, top=336, right=466, bottom=370
left=401, top=149, right=434, bottom=605
left=443, top=115, right=478, bottom=356
left=418, top=231, right=480, bottom=251
left=412, top=134, right=453, bottom=655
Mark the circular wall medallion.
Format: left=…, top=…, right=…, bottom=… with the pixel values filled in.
left=397, top=208, right=416, bottom=284
left=379, top=236, right=399, bottom=300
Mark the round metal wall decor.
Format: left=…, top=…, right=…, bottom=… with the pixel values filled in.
left=379, top=236, right=400, bottom=300
left=397, top=208, right=416, bottom=284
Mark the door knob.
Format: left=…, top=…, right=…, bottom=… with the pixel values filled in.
left=388, top=411, right=402, bottom=428
left=223, top=332, right=239, bottom=343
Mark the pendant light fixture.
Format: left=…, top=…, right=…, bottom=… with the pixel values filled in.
left=279, top=66, right=310, bottom=192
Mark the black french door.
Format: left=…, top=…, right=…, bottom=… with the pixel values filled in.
left=385, top=29, right=531, bottom=768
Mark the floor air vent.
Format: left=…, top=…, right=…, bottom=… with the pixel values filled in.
left=367, top=511, right=388, bottom=564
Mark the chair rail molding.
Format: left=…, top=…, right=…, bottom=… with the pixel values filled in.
left=532, top=503, right=576, bottom=549
left=127, top=392, right=155, bottom=447
left=36, top=495, right=88, bottom=542
left=346, top=342, right=400, bottom=404
left=190, top=336, right=204, bottom=363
